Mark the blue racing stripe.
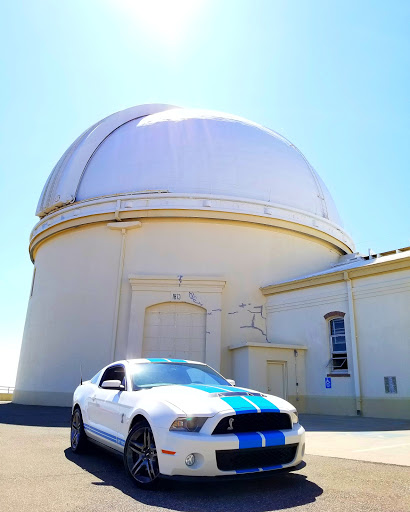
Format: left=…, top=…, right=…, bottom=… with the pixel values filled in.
left=167, top=359, right=187, bottom=362
left=261, top=464, right=282, bottom=471
left=236, top=432, right=263, bottom=449
left=220, top=396, right=258, bottom=413
left=146, top=358, right=169, bottom=362
left=263, top=430, right=286, bottom=446
left=187, top=384, right=231, bottom=394
left=245, top=395, right=280, bottom=412
left=236, top=468, right=261, bottom=474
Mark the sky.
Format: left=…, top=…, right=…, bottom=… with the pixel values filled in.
left=0, top=0, right=409, bottom=387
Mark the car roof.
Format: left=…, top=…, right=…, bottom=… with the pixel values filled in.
left=126, top=358, right=206, bottom=365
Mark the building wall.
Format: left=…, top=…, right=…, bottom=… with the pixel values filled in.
left=352, top=270, right=410, bottom=418
left=265, top=267, right=410, bottom=419
left=266, top=282, right=356, bottom=415
left=14, top=216, right=341, bottom=406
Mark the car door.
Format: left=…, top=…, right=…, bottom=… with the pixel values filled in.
left=115, top=364, right=141, bottom=447
left=86, top=364, right=126, bottom=450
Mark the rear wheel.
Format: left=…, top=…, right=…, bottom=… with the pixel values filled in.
left=124, top=421, right=160, bottom=489
left=70, top=407, right=88, bottom=453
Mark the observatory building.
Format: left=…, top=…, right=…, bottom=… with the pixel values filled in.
left=14, top=105, right=410, bottom=418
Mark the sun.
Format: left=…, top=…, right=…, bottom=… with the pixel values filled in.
left=118, top=0, right=205, bottom=45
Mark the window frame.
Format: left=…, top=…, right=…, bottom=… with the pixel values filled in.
left=99, top=364, right=127, bottom=390
left=328, top=316, right=349, bottom=374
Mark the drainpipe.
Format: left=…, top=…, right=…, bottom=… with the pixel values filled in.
left=343, top=271, right=362, bottom=415
left=107, top=221, right=142, bottom=361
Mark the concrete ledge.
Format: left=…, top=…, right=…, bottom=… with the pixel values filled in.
left=293, top=396, right=410, bottom=420
left=13, top=390, right=72, bottom=407
left=229, top=341, right=308, bottom=350
left=362, top=398, right=410, bottom=420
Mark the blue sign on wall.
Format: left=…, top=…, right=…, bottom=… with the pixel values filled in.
left=325, top=377, right=332, bottom=389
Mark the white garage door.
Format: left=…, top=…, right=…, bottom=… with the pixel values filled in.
left=142, top=302, right=206, bottom=361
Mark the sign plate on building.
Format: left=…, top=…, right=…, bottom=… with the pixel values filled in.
left=325, top=377, right=332, bottom=389
left=384, top=376, right=397, bottom=394
left=171, top=292, right=182, bottom=301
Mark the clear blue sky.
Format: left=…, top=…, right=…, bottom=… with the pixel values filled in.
left=1, top=0, right=409, bottom=386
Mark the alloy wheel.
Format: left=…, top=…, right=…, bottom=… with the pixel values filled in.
left=125, top=426, right=159, bottom=484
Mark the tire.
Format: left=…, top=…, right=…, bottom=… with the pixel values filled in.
left=124, top=421, right=160, bottom=489
left=70, top=407, right=88, bottom=453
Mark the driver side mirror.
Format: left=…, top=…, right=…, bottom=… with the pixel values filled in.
left=227, top=379, right=236, bottom=386
left=101, top=379, right=125, bottom=390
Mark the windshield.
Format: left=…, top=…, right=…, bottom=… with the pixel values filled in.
left=130, top=362, right=230, bottom=390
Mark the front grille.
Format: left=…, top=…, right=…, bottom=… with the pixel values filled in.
left=216, top=444, right=298, bottom=471
left=212, top=412, right=291, bottom=434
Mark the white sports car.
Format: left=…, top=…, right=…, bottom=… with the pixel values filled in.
left=71, top=358, right=305, bottom=488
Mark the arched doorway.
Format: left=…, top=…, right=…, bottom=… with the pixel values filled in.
left=142, top=302, right=206, bottom=361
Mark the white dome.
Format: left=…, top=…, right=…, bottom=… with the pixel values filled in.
left=34, top=104, right=353, bottom=252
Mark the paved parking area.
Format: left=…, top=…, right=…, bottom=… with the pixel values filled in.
left=1, top=403, right=409, bottom=512
left=300, top=413, right=410, bottom=466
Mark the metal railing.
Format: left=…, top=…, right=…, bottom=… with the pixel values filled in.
left=0, top=386, right=15, bottom=394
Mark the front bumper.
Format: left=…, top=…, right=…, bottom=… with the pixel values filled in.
left=155, top=424, right=305, bottom=477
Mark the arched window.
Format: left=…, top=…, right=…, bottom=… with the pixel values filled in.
left=329, top=317, right=348, bottom=372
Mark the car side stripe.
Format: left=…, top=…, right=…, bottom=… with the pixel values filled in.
left=244, top=395, right=280, bottom=412
left=219, top=395, right=259, bottom=413
left=84, top=423, right=125, bottom=447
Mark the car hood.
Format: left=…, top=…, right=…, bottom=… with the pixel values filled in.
left=143, top=383, right=295, bottom=416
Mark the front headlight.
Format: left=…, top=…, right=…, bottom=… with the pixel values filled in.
left=290, top=411, right=299, bottom=425
left=169, top=417, right=208, bottom=432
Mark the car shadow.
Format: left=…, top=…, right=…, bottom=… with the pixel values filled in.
left=0, top=403, right=71, bottom=427
left=64, top=445, right=322, bottom=511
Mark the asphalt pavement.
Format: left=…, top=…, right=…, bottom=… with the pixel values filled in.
left=0, top=402, right=409, bottom=512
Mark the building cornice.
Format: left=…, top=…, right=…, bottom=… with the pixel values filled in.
left=228, top=341, right=308, bottom=351
left=261, top=255, right=410, bottom=296
left=28, top=193, right=354, bottom=262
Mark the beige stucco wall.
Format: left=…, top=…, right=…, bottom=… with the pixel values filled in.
left=14, top=216, right=342, bottom=406
left=352, top=270, right=410, bottom=418
left=265, top=267, right=410, bottom=419
left=229, top=343, right=307, bottom=411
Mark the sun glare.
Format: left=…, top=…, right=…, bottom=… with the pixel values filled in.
left=118, top=0, right=205, bottom=45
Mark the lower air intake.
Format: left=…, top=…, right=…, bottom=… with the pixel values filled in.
left=216, top=444, right=298, bottom=471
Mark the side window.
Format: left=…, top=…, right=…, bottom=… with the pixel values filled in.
left=329, top=318, right=348, bottom=372
left=99, top=365, right=126, bottom=388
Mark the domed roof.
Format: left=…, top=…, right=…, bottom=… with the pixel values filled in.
left=35, top=104, right=354, bottom=252
left=37, top=104, right=339, bottom=219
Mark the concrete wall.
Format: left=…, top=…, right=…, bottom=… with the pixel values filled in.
left=14, top=216, right=341, bottom=406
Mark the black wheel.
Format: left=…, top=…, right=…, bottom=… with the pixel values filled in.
left=124, top=421, right=160, bottom=489
left=70, top=407, right=88, bottom=453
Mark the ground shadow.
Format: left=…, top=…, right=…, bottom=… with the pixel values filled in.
left=65, top=445, right=322, bottom=512
left=0, top=402, right=71, bottom=427
left=300, top=413, right=410, bottom=432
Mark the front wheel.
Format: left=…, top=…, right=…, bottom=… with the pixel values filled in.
left=124, top=421, right=160, bottom=489
left=70, top=407, right=88, bottom=453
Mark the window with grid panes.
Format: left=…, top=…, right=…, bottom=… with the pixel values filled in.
left=330, top=318, right=348, bottom=372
